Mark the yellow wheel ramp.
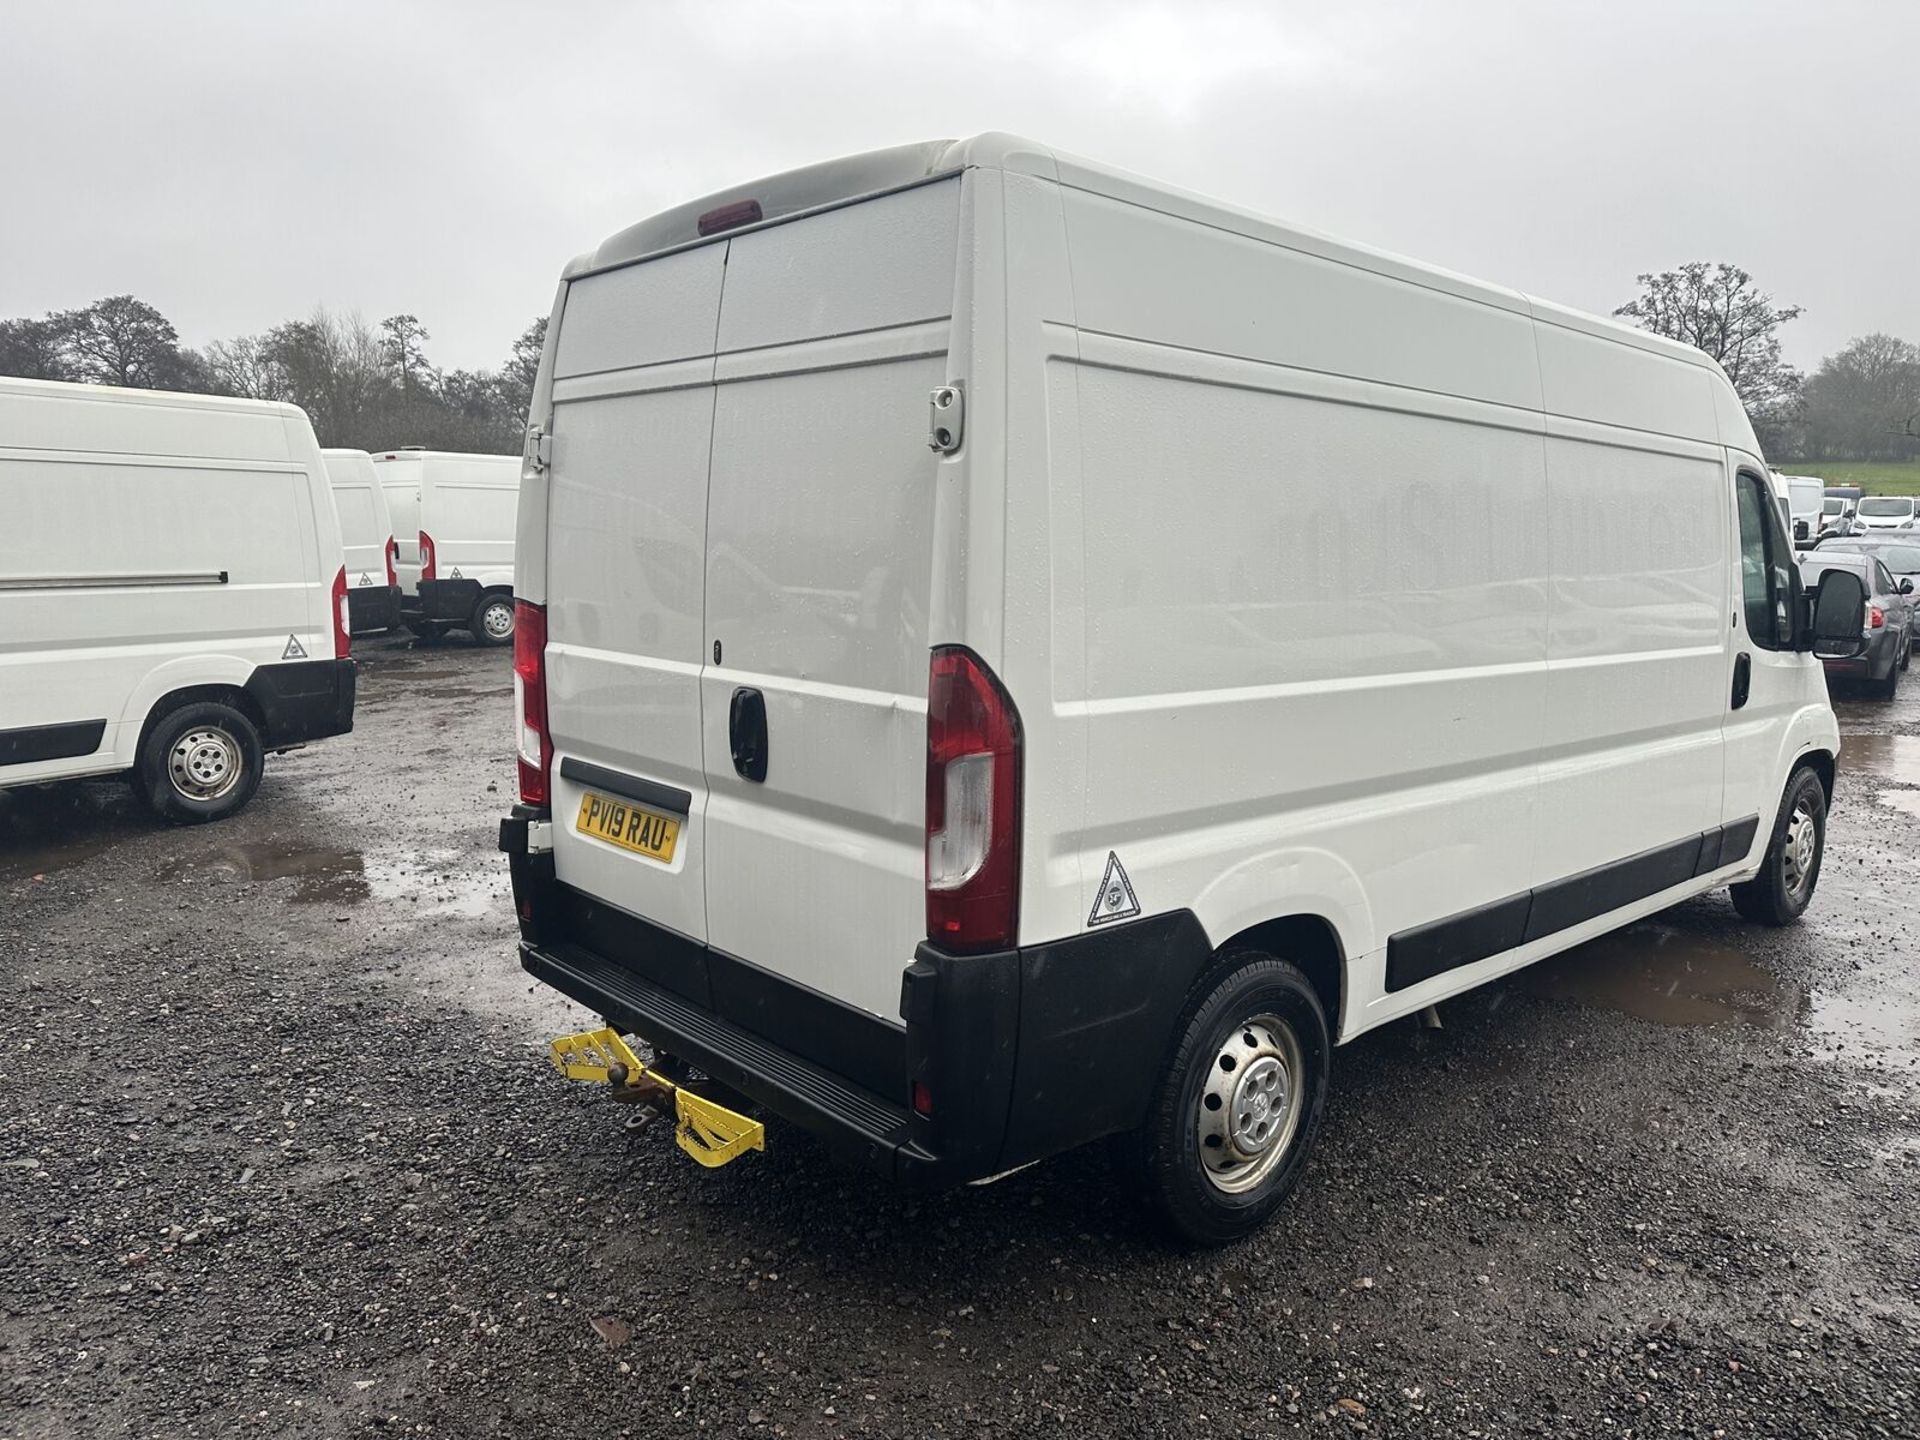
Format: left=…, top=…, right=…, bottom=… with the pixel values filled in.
left=549, top=1026, right=765, bottom=1169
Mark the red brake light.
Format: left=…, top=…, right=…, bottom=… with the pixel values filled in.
left=330, top=566, right=350, bottom=659
left=697, top=198, right=763, bottom=236
left=384, top=535, right=398, bottom=588
left=514, top=601, right=551, bottom=805
left=1870, top=605, right=1885, bottom=629
left=925, top=646, right=1021, bottom=952
left=419, top=529, right=437, bottom=581
left=911, top=1081, right=934, bottom=1119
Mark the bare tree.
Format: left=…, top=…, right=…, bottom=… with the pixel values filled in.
left=0, top=316, right=73, bottom=380
left=380, top=313, right=434, bottom=400
left=1801, top=333, right=1920, bottom=461
left=1614, top=262, right=1804, bottom=450
left=52, top=294, right=195, bottom=389
left=205, top=333, right=292, bottom=401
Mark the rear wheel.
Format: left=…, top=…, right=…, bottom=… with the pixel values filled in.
left=407, top=620, right=450, bottom=642
left=471, top=591, right=515, bottom=647
left=1134, top=950, right=1330, bottom=1246
left=134, top=701, right=264, bottom=824
left=1731, top=766, right=1826, bottom=926
left=1872, top=651, right=1900, bottom=700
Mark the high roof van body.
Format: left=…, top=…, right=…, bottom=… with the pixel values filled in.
left=1, top=379, right=355, bottom=822
left=370, top=449, right=520, bottom=644
left=322, top=448, right=402, bottom=633
left=500, top=136, right=1851, bottom=1241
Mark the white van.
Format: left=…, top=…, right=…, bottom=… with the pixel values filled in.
left=499, top=136, right=1867, bottom=1243
left=1772, top=473, right=1824, bottom=547
left=1, top=378, right=355, bottom=822
left=322, top=448, right=402, bottom=633
left=370, top=448, right=520, bottom=644
left=1855, top=494, right=1918, bottom=531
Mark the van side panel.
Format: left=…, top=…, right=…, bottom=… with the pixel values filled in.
left=1050, top=186, right=1550, bottom=1030
left=1530, top=424, right=1729, bottom=883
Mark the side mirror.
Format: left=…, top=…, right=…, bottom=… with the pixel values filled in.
left=1902, top=578, right=1916, bottom=595
left=1811, top=570, right=1869, bottom=658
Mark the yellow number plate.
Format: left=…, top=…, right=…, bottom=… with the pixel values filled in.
left=576, top=791, right=680, bottom=864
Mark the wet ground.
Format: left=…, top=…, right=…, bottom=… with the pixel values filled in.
left=2, top=636, right=1917, bottom=1438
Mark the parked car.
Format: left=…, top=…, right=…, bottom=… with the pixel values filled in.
left=1798, top=552, right=1911, bottom=698
left=0, top=378, right=354, bottom=822
left=500, top=134, right=1864, bottom=1244
left=369, top=449, right=521, bottom=645
left=1854, top=494, right=1918, bottom=531
left=1809, top=535, right=1920, bottom=640
left=322, top=448, right=403, bottom=634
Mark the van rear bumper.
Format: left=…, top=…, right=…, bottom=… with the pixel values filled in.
left=347, top=583, right=402, bottom=633
left=244, top=658, right=355, bottom=747
left=501, top=810, right=1214, bottom=1188
left=404, top=577, right=484, bottom=623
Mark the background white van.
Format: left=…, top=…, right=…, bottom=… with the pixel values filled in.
left=322, top=448, right=402, bottom=633
left=370, top=448, right=520, bottom=644
left=0, top=378, right=355, bottom=822
left=500, top=135, right=1861, bottom=1243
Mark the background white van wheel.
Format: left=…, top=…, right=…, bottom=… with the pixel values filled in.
left=1134, top=950, right=1330, bottom=1245
left=135, top=701, right=264, bottom=824
left=471, top=591, right=515, bottom=647
left=1730, top=767, right=1827, bottom=926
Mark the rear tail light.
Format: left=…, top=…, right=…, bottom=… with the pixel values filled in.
left=514, top=601, right=552, bottom=805
left=384, top=535, right=398, bottom=588
left=419, top=529, right=437, bottom=582
left=1869, top=605, right=1886, bottom=630
left=925, top=646, right=1021, bottom=952
left=330, top=566, right=350, bottom=659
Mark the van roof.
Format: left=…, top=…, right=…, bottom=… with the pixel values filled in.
left=572, top=132, right=1722, bottom=383
left=0, top=374, right=307, bottom=422
left=366, top=449, right=519, bottom=462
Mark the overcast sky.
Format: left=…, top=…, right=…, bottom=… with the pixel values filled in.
left=2, top=1, right=1913, bottom=374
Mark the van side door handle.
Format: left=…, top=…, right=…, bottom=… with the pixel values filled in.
left=729, top=687, right=768, bottom=782
left=1730, top=652, right=1751, bottom=711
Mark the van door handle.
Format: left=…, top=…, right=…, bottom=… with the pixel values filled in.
left=729, top=687, right=768, bottom=782
left=1731, top=652, right=1751, bottom=711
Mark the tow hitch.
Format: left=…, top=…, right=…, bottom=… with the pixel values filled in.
left=549, top=1026, right=766, bottom=1169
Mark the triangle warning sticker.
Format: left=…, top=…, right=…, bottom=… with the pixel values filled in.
left=1087, top=851, right=1141, bottom=927
left=282, top=634, right=309, bottom=660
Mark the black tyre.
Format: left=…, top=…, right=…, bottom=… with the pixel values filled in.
left=470, top=591, right=515, bottom=647
left=1730, top=766, right=1827, bottom=926
left=134, top=701, right=264, bottom=824
left=1902, top=633, right=1912, bottom=673
left=1135, top=950, right=1330, bottom=1246
left=406, top=620, right=450, bottom=641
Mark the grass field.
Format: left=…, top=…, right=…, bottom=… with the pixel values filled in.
left=1774, top=460, right=1920, bottom=495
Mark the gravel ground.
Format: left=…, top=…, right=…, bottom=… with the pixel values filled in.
left=3, top=634, right=1916, bottom=1439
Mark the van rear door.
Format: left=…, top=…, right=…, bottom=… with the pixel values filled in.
left=698, top=180, right=960, bottom=1021
left=544, top=244, right=728, bottom=944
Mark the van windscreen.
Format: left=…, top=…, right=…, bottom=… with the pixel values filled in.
left=1858, top=497, right=1912, bottom=517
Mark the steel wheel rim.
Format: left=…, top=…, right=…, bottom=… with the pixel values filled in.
left=482, top=600, right=514, bottom=639
left=1782, top=800, right=1817, bottom=901
left=168, top=727, right=242, bottom=801
left=1197, top=1011, right=1305, bottom=1194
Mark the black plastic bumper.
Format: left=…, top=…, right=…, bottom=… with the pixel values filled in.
left=346, top=583, right=403, bottom=633
left=244, top=658, right=355, bottom=747
left=500, top=809, right=1214, bottom=1188
left=404, top=577, right=484, bottom=623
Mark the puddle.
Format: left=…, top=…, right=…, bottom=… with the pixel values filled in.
left=155, top=841, right=505, bottom=916
left=0, top=783, right=150, bottom=882
left=1839, top=733, right=1920, bottom=783
left=1879, top=789, right=1920, bottom=819
left=1520, top=923, right=1803, bottom=1031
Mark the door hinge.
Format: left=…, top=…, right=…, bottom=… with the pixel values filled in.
left=928, top=384, right=964, bottom=454
left=524, top=424, right=552, bottom=473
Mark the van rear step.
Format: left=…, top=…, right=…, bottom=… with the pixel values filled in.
left=550, top=1026, right=765, bottom=1167
left=524, top=942, right=912, bottom=1176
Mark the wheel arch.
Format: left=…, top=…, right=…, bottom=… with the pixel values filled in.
left=135, top=684, right=266, bottom=760
left=1212, top=913, right=1347, bottom=1044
